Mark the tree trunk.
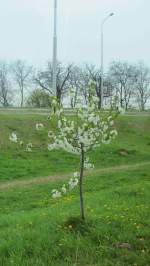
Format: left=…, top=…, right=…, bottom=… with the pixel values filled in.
left=79, top=144, right=85, bottom=220
left=20, top=86, right=24, bottom=108
left=98, top=97, right=101, bottom=109
left=125, top=102, right=128, bottom=111
left=141, top=98, right=145, bottom=111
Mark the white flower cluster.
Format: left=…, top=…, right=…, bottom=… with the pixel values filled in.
left=51, top=172, right=79, bottom=199
left=68, top=177, right=79, bottom=189
left=48, top=138, right=80, bottom=155
left=36, top=123, right=44, bottom=131
left=51, top=189, right=62, bottom=199
left=47, top=94, right=118, bottom=157
left=9, top=132, right=33, bottom=152
left=84, top=157, right=94, bottom=170
left=9, top=132, right=18, bottom=143
left=26, top=143, right=33, bottom=152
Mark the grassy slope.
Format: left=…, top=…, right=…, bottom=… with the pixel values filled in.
left=0, top=112, right=150, bottom=265
left=0, top=112, right=150, bottom=182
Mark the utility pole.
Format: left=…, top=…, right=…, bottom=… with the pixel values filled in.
left=101, top=13, right=114, bottom=108
left=52, top=0, right=57, bottom=96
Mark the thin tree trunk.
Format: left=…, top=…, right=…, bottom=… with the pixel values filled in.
left=141, top=98, right=145, bottom=111
left=20, top=83, right=24, bottom=108
left=125, top=101, right=128, bottom=111
left=98, top=97, right=101, bottom=109
left=79, top=144, right=85, bottom=220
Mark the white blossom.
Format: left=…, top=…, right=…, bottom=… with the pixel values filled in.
left=84, top=162, right=95, bottom=170
left=61, top=185, right=67, bottom=194
left=20, top=141, right=24, bottom=146
left=68, top=178, right=78, bottom=190
left=52, top=190, right=62, bottom=199
left=109, top=120, right=114, bottom=126
left=48, top=131, right=55, bottom=139
left=48, top=89, right=118, bottom=201
left=110, top=130, right=118, bottom=139
left=107, top=116, right=112, bottom=121
left=26, top=143, right=33, bottom=152
left=74, top=172, right=80, bottom=178
left=102, top=138, right=111, bottom=145
left=58, top=120, right=62, bottom=128
left=9, top=132, right=18, bottom=143
left=103, top=124, right=109, bottom=132
left=36, top=123, right=44, bottom=131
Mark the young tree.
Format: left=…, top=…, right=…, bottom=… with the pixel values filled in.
left=10, top=83, right=118, bottom=220
left=47, top=84, right=118, bottom=220
left=12, top=60, right=33, bottom=107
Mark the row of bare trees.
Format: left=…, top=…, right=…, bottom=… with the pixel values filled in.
left=0, top=60, right=150, bottom=110
left=109, top=61, right=150, bottom=111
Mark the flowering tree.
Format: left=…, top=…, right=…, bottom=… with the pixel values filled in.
left=46, top=84, right=118, bottom=220
left=9, top=83, right=118, bottom=220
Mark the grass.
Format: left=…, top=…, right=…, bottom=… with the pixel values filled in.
left=0, top=165, right=150, bottom=265
left=0, top=112, right=150, bottom=182
left=0, top=111, right=150, bottom=265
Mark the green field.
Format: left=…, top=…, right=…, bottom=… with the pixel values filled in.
left=0, top=112, right=150, bottom=265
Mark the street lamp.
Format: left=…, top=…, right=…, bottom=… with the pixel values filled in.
left=52, top=0, right=57, bottom=96
left=101, top=12, right=114, bottom=108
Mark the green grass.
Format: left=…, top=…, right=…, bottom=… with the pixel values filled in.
left=0, top=112, right=150, bottom=182
left=0, top=111, right=150, bottom=265
left=0, top=165, right=150, bottom=265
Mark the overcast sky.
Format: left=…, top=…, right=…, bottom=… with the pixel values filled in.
left=0, top=0, right=149, bottom=68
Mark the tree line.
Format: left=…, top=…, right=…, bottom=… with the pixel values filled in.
left=0, top=60, right=150, bottom=111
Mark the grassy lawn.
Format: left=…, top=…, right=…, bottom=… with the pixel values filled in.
left=0, top=165, right=150, bottom=265
left=0, top=111, right=150, bottom=265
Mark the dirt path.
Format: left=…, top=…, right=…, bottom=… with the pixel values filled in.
left=0, top=161, right=150, bottom=191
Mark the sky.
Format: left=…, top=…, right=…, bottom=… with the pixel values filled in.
left=0, top=0, right=149, bottom=69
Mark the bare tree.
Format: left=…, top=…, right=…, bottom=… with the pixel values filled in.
left=134, top=62, right=150, bottom=111
left=84, top=64, right=102, bottom=108
left=68, top=65, right=85, bottom=108
left=35, top=62, right=72, bottom=104
left=109, top=61, right=136, bottom=110
left=12, top=60, right=33, bottom=107
left=0, top=62, right=12, bottom=107
left=82, top=65, right=113, bottom=108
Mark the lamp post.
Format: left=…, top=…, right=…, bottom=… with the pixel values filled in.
left=101, top=12, right=114, bottom=108
left=52, top=0, right=57, bottom=96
